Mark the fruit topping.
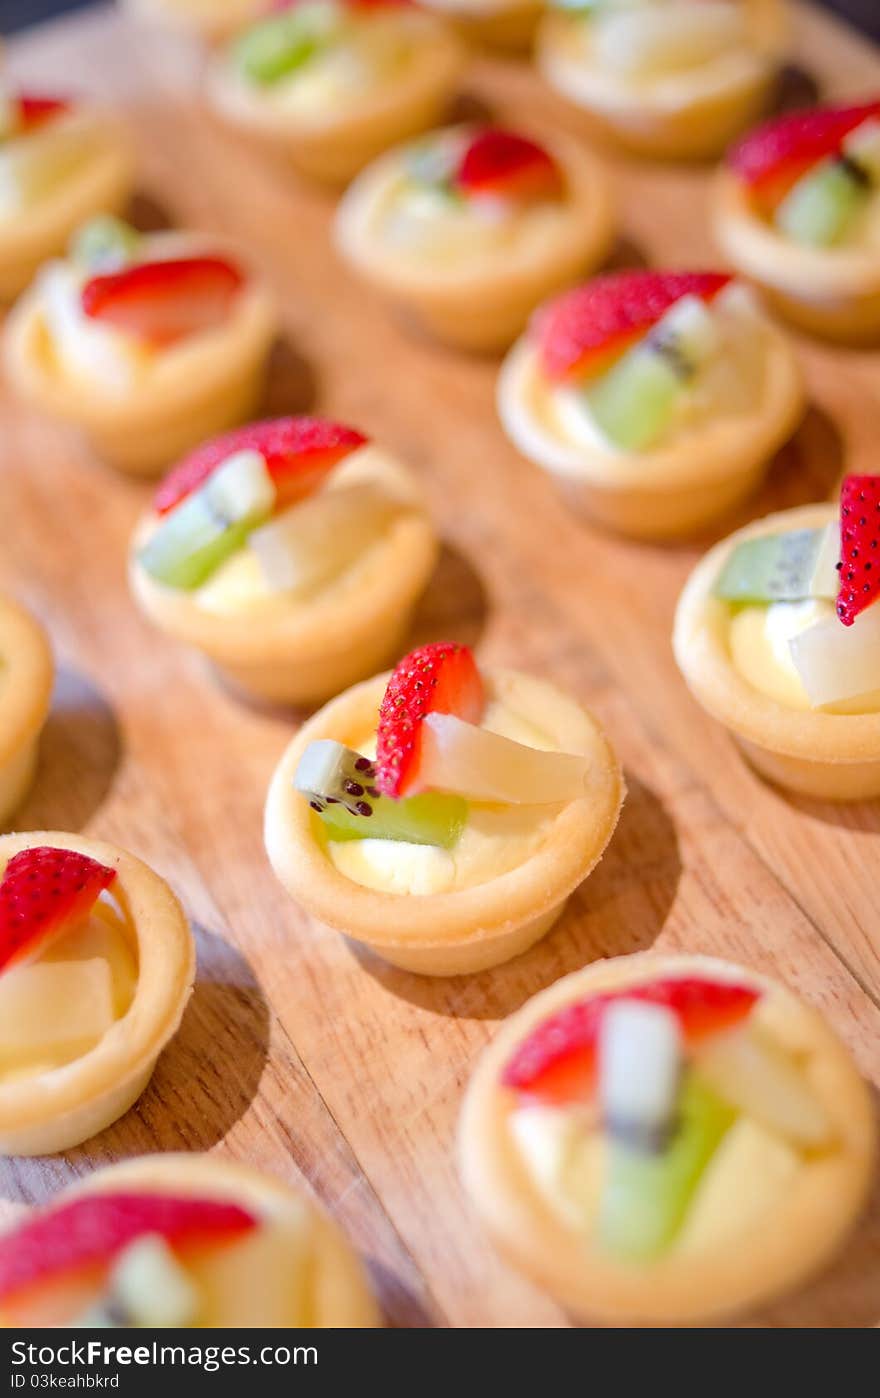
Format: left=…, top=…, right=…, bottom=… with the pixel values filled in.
left=81, top=256, right=245, bottom=348
left=71, top=215, right=142, bottom=274
left=534, top=270, right=732, bottom=383
left=695, top=1025, right=833, bottom=1149
left=139, top=449, right=276, bottom=590
left=418, top=713, right=589, bottom=804
left=375, top=642, right=485, bottom=799
left=835, top=473, right=880, bottom=625
left=15, top=95, right=71, bottom=134
left=454, top=129, right=563, bottom=204
left=599, top=1000, right=682, bottom=1151
left=249, top=480, right=401, bottom=594
left=584, top=293, right=722, bottom=452
left=294, top=738, right=467, bottom=846
left=0, top=960, right=114, bottom=1069
left=0, top=1193, right=256, bottom=1307
left=502, top=976, right=758, bottom=1106
left=593, top=1, right=745, bottom=82
left=713, top=525, right=838, bottom=604
left=598, top=1074, right=735, bottom=1260
left=729, top=99, right=880, bottom=207
left=153, top=417, right=367, bottom=517
left=775, top=119, right=880, bottom=247
left=0, top=846, right=117, bottom=978
left=75, top=1235, right=199, bottom=1329
left=233, top=7, right=327, bottom=86
left=789, top=602, right=880, bottom=707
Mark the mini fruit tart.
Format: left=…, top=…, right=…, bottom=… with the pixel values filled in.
left=418, top=0, right=543, bottom=52
left=713, top=98, right=880, bottom=341
left=459, top=951, right=875, bottom=1324
left=130, top=416, right=439, bottom=706
left=124, top=0, right=268, bottom=46
left=0, top=833, right=194, bottom=1156
left=335, top=124, right=614, bottom=351
left=205, top=0, right=464, bottom=185
left=265, top=641, right=623, bottom=974
left=0, top=1153, right=379, bottom=1327
left=674, top=474, right=880, bottom=799
left=3, top=218, right=277, bottom=477
left=537, top=0, right=787, bottom=161
left=498, top=269, right=804, bottom=539
left=0, top=86, right=133, bottom=303
left=0, top=596, right=53, bottom=829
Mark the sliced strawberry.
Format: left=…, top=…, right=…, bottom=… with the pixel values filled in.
left=836, top=474, right=880, bottom=626
left=502, top=977, right=759, bottom=1106
left=533, top=270, right=732, bottom=382
left=728, top=100, right=880, bottom=207
left=0, top=1192, right=256, bottom=1308
left=153, top=416, right=368, bottom=517
left=0, top=846, right=116, bottom=978
left=81, top=256, right=245, bottom=348
left=16, top=95, right=71, bottom=133
left=455, top=129, right=563, bottom=203
left=375, top=643, right=485, bottom=799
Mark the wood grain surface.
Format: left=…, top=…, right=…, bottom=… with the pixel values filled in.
left=1, top=1, right=879, bottom=1328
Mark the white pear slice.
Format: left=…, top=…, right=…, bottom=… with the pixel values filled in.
left=107, top=1235, right=199, bottom=1328
left=790, top=602, right=880, bottom=706
left=808, top=522, right=840, bottom=600
left=843, top=117, right=880, bottom=181
left=249, top=481, right=401, bottom=595
left=0, top=959, right=114, bottom=1068
left=509, top=1105, right=604, bottom=1229
left=695, top=1025, right=834, bottom=1149
left=419, top=712, right=588, bottom=805
left=599, top=1000, right=682, bottom=1148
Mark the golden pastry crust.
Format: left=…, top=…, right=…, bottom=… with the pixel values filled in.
left=0, top=832, right=195, bottom=1156
left=129, top=448, right=439, bottom=706
left=673, top=503, right=880, bottom=798
left=264, top=667, right=624, bottom=975
left=713, top=166, right=880, bottom=341
left=0, top=596, right=53, bottom=828
left=36, top=1153, right=380, bottom=1328
left=421, top=0, right=543, bottom=52
left=458, top=951, right=876, bottom=1325
left=205, top=12, right=465, bottom=185
left=497, top=305, right=805, bottom=540
left=0, top=112, right=133, bottom=303
left=3, top=232, right=277, bottom=478
left=537, top=0, right=786, bottom=160
left=335, top=126, right=614, bottom=351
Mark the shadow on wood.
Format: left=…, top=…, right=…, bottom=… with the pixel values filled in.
left=11, top=666, right=122, bottom=834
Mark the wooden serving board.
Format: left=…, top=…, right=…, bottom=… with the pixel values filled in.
left=1, top=0, right=879, bottom=1329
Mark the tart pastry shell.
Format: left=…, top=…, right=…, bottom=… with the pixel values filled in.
left=0, top=115, right=134, bottom=304
left=713, top=167, right=880, bottom=342
left=335, top=129, right=614, bottom=352
left=0, top=596, right=53, bottom=829
left=206, top=17, right=465, bottom=186
left=536, top=1, right=785, bottom=161
left=422, top=0, right=543, bottom=52
left=129, top=451, right=439, bottom=707
left=33, top=1153, right=380, bottom=1327
left=673, top=502, right=880, bottom=799
left=458, top=951, right=876, bottom=1325
left=497, top=320, right=805, bottom=540
left=264, top=667, right=624, bottom=975
left=0, top=832, right=195, bottom=1156
left=3, top=241, right=277, bottom=478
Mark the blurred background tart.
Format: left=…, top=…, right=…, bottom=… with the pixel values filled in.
left=335, top=123, right=614, bottom=350
left=4, top=218, right=277, bottom=476
left=0, top=1153, right=379, bottom=1327
left=459, top=951, right=876, bottom=1323
left=0, top=595, right=53, bottom=829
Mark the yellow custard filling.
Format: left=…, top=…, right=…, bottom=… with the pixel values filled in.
left=263, top=15, right=413, bottom=117
left=327, top=695, right=574, bottom=895
left=0, top=892, right=137, bottom=1085
left=727, top=600, right=880, bottom=715
left=0, top=114, right=101, bottom=222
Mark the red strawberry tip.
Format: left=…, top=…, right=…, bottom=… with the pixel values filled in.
left=0, top=846, right=117, bottom=977
left=836, top=473, right=880, bottom=626
left=374, top=642, right=485, bottom=799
